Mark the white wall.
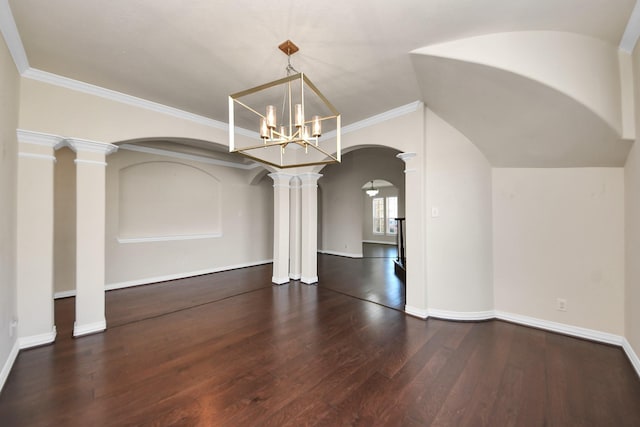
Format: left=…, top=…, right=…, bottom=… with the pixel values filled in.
left=414, top=32, right=623, bottom=134
left=493, top=168, right=625, bottom=335
left=626, top=136, right=640, bottom=361
left=54, top=147, right=76, bottom=294
left=425, top=109, right=494, bottom=314
left=0, top=33, right=19, bottom=389
left=625, top=44, right=640, bottom=361
left=18, top=77, right=228, bottom=147
left=102, top=148, right=273, bottom=288
left=319, top=147, right=405, bottom=258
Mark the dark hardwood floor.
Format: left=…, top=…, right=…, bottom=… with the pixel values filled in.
left=318, top=243, right=405, bottom=310
left=362, top=242, right=398, bottom=259
left=1, top=255, right=640, bottom=426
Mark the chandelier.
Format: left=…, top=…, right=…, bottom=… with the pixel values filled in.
left=365, top=181, right=379, bottom=197
left=229, top=40, right=341, bottom=169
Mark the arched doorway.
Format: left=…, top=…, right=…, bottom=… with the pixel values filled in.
left=316, top=147, right=405, bottom=310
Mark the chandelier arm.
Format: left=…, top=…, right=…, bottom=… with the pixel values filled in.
left=301, top=74, right=340, bottom=115
left=230, top=73, right=302, bottom=99
left=305, top=143, right=339, bottom=161
left=232, top=98, right=265, bottom=118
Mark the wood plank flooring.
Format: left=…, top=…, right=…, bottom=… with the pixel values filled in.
left=319, top=244, right=405, bottom=310
left=1, top=254, right=640, bottom=426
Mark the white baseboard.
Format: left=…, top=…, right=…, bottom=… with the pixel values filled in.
left=0, top=339, right=19, bottom=393
left=405, top=305, right=429, bottom=319
left=428, top=308, right=494, bottom=321
left=362, top=240, right=396, bottom=246
left=318, top=250, right=363, bottom=258
left=301, top=276, right=318, bottom=285
left=289, top=273, right=301, bottom=280
left=272, top=276, right=290, bottom=285
left=54, top=289, right=76, bottom=299
left=105, top=259, right=273, bottom=291
left=494, top=310, right=623, bottom=346
left=73, top=319, right=106, bottom=337
left=418, top=308, right=637, bottom=376
left=18, top=326, right=57, bottom=349
left=622, top=338, right=640, bottom=379
left=56, top=260, right=274, bottom=297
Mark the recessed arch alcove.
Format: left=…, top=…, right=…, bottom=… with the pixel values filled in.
left=117, top=161, right=222, bottom=241
left=99, top=137, right=274, bottom=290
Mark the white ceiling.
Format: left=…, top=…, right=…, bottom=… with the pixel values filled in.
left=5, top=0, right=639, bottom=166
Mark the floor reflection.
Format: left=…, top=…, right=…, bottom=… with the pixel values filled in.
left=318, top=243, right=405, bottom=311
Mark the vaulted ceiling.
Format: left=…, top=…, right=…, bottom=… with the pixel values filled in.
left=3, top=0, right=639, bottom=166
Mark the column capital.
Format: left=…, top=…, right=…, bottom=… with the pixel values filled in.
left=396, top=152, right=417, bottom=173
left=16, top=129, right=64, bottom=148
left=297, top=172, right=323, bottom=187
left=268, top=172, right=294, bottom=187
left=396, top=152, right=417, bottom=163
left=65, top=138, right=118, bottom=155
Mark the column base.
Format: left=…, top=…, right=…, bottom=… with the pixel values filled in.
left=289, top=273, right=301, bottom=280
left=272, top=276, right=290, bottom=285
left=73, top=319, right=106, bottom=337
left=18, top=326, right=57, bottom=349
left=404, top=305, right=429, bottom=319
left=301, top=276, right=318, bottom=285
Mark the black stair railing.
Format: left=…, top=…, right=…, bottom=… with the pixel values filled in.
left=394, top=217, right=406, bottom=281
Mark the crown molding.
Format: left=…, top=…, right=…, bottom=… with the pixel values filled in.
left=118, top=144, right=259, bottom=170
left=0, top=0, right=28, bottom=73
left=329, top=101, right=423, bottom=137
left=620, top=0, right=640, bottom=53
left=21, top=67, right=229, bottom=131
left=3, top=0, right=421, bottom=143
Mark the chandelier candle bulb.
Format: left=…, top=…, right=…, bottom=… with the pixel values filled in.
left=312, top=115, right=322, bottom=137
left=295, top=104, right=303, bottom=128
left=279, top=125, right=287, bottom=140
left=266, top=105, right=277, bottom=129
left=260, top=117, right=269, bottom=139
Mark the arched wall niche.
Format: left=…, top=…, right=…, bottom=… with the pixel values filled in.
left=117, top=161, right=222, bottom=240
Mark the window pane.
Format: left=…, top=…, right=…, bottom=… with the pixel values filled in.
left=372, top=198, right=384, bottom=234
left=386, top=197, right=398, bottom=235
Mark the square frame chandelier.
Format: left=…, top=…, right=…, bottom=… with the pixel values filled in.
left=229, top=40, right=341, bottom=169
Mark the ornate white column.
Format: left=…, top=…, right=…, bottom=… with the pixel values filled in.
left=269, top=172, right=293, bottom=284
left=15, top=130, right=63, bottom=348
left=299, top=173, right=322, bottom=284
left=289, top=176, right=302, bottom=280
left=66, top=138, right=117, bottom=337
left=397, top=152, right=428, bottom=318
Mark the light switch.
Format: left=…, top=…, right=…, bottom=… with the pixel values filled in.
left=431, top=207, right=439, bottom=218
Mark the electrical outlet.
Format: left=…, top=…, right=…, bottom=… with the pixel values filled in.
left=9, top=319, right=18, bottom=337
left=556, top=298, right=567, bottom=312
